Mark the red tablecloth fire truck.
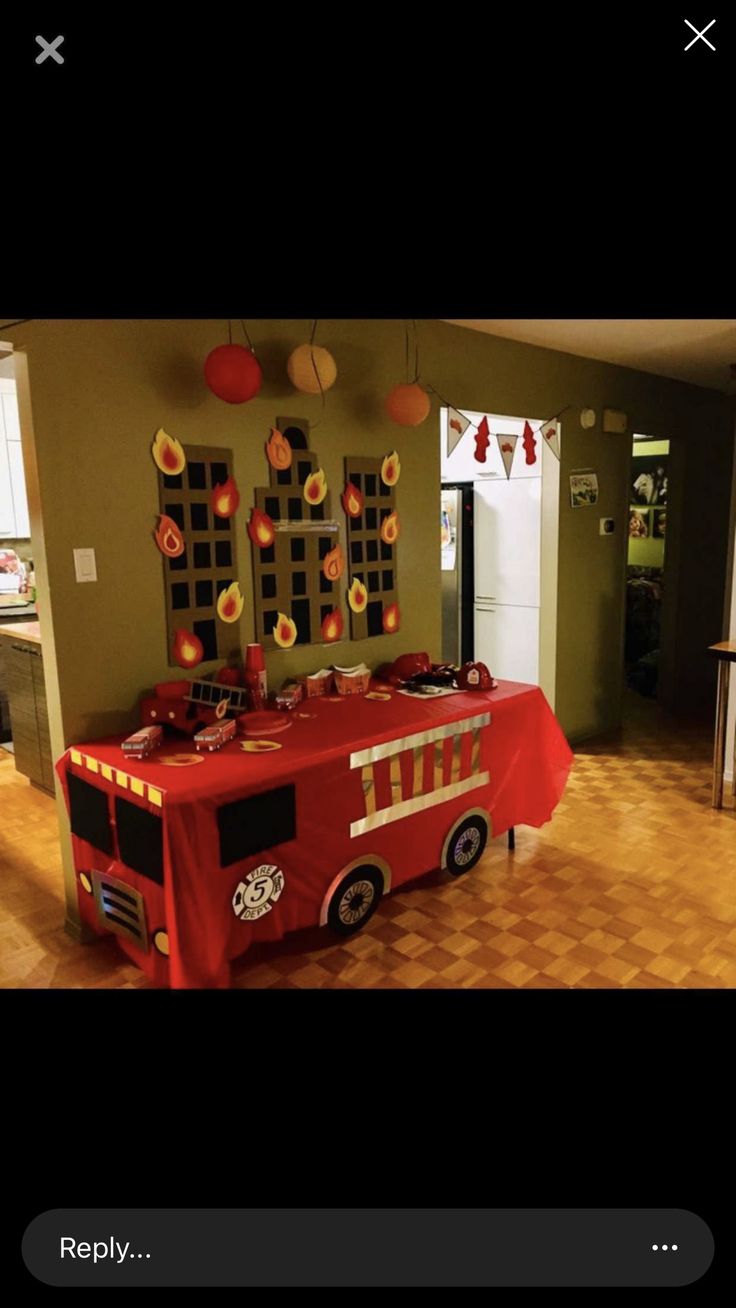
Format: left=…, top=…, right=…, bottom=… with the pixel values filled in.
left=56, top=680, right=573, bottom=988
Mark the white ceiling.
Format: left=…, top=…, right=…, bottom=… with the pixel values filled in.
left=445, top=320, right=736, bottom=393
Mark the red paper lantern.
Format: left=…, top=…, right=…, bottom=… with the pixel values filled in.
left=385, top=382, right=431, bottom=426
left=204, top=344, right=262, bottom=404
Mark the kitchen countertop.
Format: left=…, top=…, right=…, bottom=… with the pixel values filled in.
left=0, top=621, right=42, bottom=645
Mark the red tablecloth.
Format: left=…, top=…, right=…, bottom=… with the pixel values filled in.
left=56, top=680, right=573, bottom=988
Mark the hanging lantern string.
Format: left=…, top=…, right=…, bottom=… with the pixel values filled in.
left=423, top=381, right=571, bottom=438
left=308, top=317, right=326, bottom=430
left=404, top=320, right=420, bottom=385
left=239, top=320, right=257, bottom=357
left=227, top=319, right=233, bottom=346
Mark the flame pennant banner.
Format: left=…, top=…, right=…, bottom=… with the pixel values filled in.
left=497, top=434, right=518, bottom=479
left=541, top=419, right=560, bottom=459
left=446, top=406, right=471, bottom=457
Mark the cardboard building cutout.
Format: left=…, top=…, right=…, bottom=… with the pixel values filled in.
left=250, top=417, right=342, bottom=650
left=342, top=454, right=400, bottom=639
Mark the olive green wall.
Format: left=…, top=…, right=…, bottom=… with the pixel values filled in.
left=7, top=317, right=735, bottom=756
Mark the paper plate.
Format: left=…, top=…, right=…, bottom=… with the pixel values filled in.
left=159, top=753, right=205, bottom=767
left=240, top=739, right=282, bottom=753
left=239, top=711, right=292, bottom=736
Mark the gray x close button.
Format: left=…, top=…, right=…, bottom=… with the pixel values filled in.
left=35, top=35, right=65, bottom=65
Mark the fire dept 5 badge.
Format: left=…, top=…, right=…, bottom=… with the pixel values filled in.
left=232, top=865, right=285, bottom=921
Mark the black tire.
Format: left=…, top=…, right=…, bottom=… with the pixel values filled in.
left=327, top=865, right=384, bottom=936
left=446, top=815, right=488, bottom=877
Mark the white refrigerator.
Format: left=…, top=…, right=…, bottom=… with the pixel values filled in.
left=473, top=477, right=541, bottom=685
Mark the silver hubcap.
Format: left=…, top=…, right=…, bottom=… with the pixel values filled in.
left=338, top=879, right=375, bottom=925
left=454, top=825, right=481, bottom=866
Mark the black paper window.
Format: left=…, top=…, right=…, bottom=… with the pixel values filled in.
left=115, top=796, right=164, bottom=885
left=68, top=772, right=113, bottom=856
left=217, top=784, right=296, bottom=867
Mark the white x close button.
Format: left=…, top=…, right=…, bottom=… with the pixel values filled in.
left=684, top=18, right=716, bottom=51
left=35, top=35, right=65, bottom=65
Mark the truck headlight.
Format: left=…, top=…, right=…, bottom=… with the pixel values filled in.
left=153, top=929, right=169, bottom=956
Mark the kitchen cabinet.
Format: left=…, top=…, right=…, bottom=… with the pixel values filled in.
left=0, top=379, right=30, bottom=539
left=0, top=635, right=53, bottom=793
left=474, top=477, right=542, bottom=607
left=475, top=603, right=540, bottom=686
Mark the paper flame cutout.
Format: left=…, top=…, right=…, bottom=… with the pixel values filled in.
left=522, top=420, right=537, bottom=465
left=273, top=612, right=297, bottom=648
left=211, top=475, right=240, bottom=518
left=322, top=543, right=345, bottom=582
left=304, top=468, right=327, bottom=505
left=152, top=428, right=186, bottom=476
left=266, top=427, right=292, bottom=471
left=154, top=514, right=185, bottom=558
left=500, top=441, right=514, bottom=453
left=173, top=628, right=204, bottom=669
left=380, top=511, right=400, bottom=545
left=321, top=608, right=344, bottom=642
left=248, top=506, right=276, bottom=548
left=348, top=577, right=368, bottom=613
left=381, top=450, right=401, bottom=486
left=342, top=481, right=364, bottom=518
left=474, top=416, right=490, bottom=464
left=382, top=602, right=400, bottom=633
left=216, top=581, right=244, bottom=624
left=450, top=418, right=463, bottom=434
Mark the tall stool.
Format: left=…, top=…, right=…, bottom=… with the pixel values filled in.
left=708, top=641, right=736, bottom=808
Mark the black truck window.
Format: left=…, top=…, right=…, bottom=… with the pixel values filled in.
left=115, top=796, right=164, bottom=885
left=217, top=784, right=296, bottom=868
left=68, top=772, right=114, bottom=855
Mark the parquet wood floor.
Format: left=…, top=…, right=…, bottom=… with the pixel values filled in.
left=1, top=693, right=735, bottom=989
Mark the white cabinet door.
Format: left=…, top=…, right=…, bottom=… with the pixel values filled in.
left=7, top=441, right=30, bottom=537
left=474, top=603, right=540, bottom=685
left=474, top=477, right=541, bottom=606
left=0, top=399, right=16, bottom=535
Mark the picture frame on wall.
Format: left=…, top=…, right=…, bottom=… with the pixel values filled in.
left=631, top=455, right=667, bottom=506
left=629, top=508, right=650, bottom=539
left=652, top=509, right=666, bottom=539
left=569, top=470, right=598, bottom=508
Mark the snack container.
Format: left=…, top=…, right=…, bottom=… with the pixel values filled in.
left=302, top=668, right=334, bottom=698
left=193, top=718, right=237, bottom=752
left=121, top=724, right=163, bottom=759
left=332, top=663, right=372, bottom=695
left=275, top=681, right=303, bottom=710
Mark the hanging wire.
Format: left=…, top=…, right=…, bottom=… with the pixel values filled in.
left=227, top=319, right=233, bottom=345
left=308, top=318, right=326, bottom=430
left=0, top=318, right=32, bottom=331
left=239, top=320, right=257, bottom=355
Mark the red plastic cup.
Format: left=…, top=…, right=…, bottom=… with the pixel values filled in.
left=245, top=643, right=265, bottom=672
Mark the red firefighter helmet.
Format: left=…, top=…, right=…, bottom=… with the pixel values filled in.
left=457, top=661, right=493, bottom=691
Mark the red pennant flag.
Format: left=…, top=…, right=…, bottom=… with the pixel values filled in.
left=522, top=420, right=537, bottom=466
left=474, top=415, right=490, bottom=463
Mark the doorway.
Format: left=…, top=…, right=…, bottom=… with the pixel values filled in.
left=625, top=434, right=669, bottom=698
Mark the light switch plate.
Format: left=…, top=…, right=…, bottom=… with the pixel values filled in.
left=602, top=408, right=628, bottom=434
left=73, top=548, right=97, bottom=582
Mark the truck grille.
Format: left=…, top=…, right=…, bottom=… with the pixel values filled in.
left=92, top=870, right=148, bottom=953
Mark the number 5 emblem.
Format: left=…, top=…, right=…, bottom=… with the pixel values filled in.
left=232, top=865, right=285, bottom=921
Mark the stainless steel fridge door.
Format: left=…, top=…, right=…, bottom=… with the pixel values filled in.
left=441, top=488, right=461, bottom=664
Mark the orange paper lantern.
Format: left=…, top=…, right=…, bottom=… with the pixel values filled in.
left=385, top=382, right=431, bottom=427
left=287, top=343, right=337, bottom=394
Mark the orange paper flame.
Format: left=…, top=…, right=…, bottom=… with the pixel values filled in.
left=266, top=427, right=293, bottom=471
left=322, top=542, right=345, bottom=582
left=216, top=581, right=244, bottom=624
left=342, top=481, right=364, bottom=518
left=348, top=577, right=368, bottom=613
left=173, top=628, right=204, bottom=669
left=154, top=514, right=185, bottom=557
left=273, top=612, right=297, bottom=648
left=304, top=468, right=327, bottom=505
left=211, top=475, right=240, bottom=518
left=380, top=510, right=400, bottom=545
left=382, top=602, right=400, bottom=633
left=321, top=608, right=343, bottom=643
left=152, top=428, right=186, bottom=476
left=248, top=506, right=276, bottom=548
left=381, top=450, right=401, bottom=486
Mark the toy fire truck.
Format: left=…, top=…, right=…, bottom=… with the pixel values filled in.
left=121, top=724, right=163, bottom=760
left=193, top=717, right=237, bottom=752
